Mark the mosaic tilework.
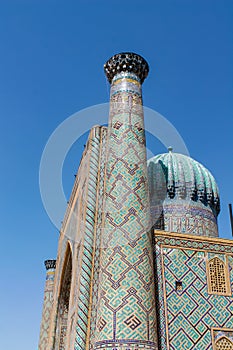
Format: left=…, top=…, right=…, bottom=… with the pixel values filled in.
left=74, top=127, right=103, bottom=350
left=43, top=127, right=104, bottom=350
left=151, top=201, right=219, bottom=237
left=148, top=152, right=220, bottom=215
left=49, top=139, right=89, bottom=348
left=89, top=126, right=108, bottom=349
left=154, top=232, right=233, bottom=350
left=38, top=261, right=56, bottom=350
left=148, top=151, right=220, bottom=237
left=154, top=243, right=167, bottom=350
left=163, top=201, right=218, bottom=237
left=38, top=53, right=230, bottom=350
left=95, top=70, right=157, bottom=349
left=56, top=142, right=91, bottom=349
left=155, top=233, right=233, bottom=254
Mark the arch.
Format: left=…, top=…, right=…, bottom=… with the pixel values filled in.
left=207, top=257, right=229, bottom=295
left=216, top=336, right=233, bottom=349
left=55, top=243, right=73, bottom=349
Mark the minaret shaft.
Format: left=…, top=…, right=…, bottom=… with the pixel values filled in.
left=94, top=53, right=158, bottom=350
left=38, top=260, right=56, bottom=350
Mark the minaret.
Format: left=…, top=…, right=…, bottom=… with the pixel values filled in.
left=38, top=259, right=56, bottom=350
left=94, top=53, right=158, bottom=349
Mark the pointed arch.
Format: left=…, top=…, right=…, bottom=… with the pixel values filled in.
left=216, top=336, right=233, bottom=349
left=207, top=256, right=230, bottom=295
left=55, top=242, right=73, bottom=349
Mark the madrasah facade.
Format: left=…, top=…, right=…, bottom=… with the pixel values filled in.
left=38, top=53, right=233, bottom=350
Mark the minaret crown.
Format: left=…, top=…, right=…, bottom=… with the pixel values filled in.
left=44, top=259, right=56, bottom=270
left=104, top=52, right=149, bottom=84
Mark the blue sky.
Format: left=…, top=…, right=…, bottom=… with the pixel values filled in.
left=0, top=1, right=232, bottom=349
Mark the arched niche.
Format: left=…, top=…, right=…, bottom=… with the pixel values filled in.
left=55, top=243, right=73, bottom=349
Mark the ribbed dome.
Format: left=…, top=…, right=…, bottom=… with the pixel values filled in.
left=148, top=149, right=220, bottom=217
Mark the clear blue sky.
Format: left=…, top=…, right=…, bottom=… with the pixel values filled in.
left=0, top=1, right=232, bottom=349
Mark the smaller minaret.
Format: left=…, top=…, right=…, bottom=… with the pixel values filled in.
left=38, top=259, right=56, bottom=350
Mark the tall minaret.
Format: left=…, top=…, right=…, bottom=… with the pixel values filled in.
left=94, top=53, right=158, bottom=349
left=38, top=259, right=56, bottom=350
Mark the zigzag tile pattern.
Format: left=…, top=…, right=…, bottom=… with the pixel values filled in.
left=74, top=128, right=102, bottom=350
left=89, top=127, right=108, bottom=349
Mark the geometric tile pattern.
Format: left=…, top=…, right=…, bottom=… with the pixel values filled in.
left=154, top=232, right=233, bottom=350
left=95, top=71, right=157, bottom=349
left=38, top=54, right=232, bottom=350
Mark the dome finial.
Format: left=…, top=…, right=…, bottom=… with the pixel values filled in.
left=168, top=146, right=173, bottom=153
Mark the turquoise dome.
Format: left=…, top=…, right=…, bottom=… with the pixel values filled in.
left=147, top=150, right=220, bottom=217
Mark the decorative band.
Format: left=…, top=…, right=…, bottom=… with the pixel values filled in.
left=94, top=339, right=157, bottom=349
left=111, top=89, right=141, bottom=97
left=112, top=77, right=141, bottom=86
